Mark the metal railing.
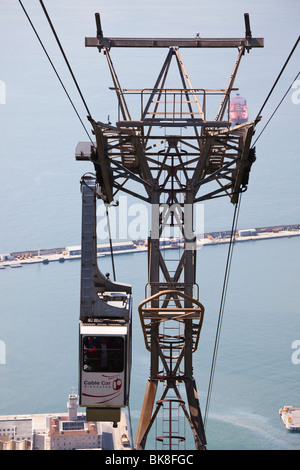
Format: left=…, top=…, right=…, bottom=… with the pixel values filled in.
left=113, top=88, right=237, bottom=123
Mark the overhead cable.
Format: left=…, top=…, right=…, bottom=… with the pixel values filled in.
left=204, top=194, right=242, bottom=429
left=18, top=0, right=93, bottom=143
left=252, top=70, right=300, bottom=146
left=204, top=36, right=299, bottom=429
left=105, top=204, right=116, bottom=281
left=254, top=35, right=299, bottom=123
left=39, top=0, right=93, bottom=119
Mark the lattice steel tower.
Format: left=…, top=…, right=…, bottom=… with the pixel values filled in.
left=76, top=13, right=263, bottom=450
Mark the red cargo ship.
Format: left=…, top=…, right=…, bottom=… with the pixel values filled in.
left=229, top=93, right=248, bottom=124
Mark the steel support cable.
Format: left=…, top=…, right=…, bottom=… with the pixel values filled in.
left=203, top=194, right=242, bottom=429
left=105, top=204, right=116, bottom=281
left=18, top=0, right=93, bottom=144
left=254, top=36, right=299, bottom=124
left=20, top=1, right=152, bottom=195
left=39, top=0, right=93, bottom=119
left=127, top=402, right=134, bottom=449
left=252, top=70, right=300, bottom=147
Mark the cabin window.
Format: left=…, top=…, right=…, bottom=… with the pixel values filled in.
left=82, top=336, right=124, bottom=372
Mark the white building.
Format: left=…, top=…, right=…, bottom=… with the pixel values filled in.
left=0, top=392, right=131, bottom=450
left=66, top=241, right=136, bottom=257
left=238, top=228, right=257, bottom=237
left=0, top=418, right=33, bottom=450
left=48, top=394, right=101, bottom=450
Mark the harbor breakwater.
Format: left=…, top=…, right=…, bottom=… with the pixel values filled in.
left=1, top=224, right=299, bottom=269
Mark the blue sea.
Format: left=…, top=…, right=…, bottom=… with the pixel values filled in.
left=0, top=0, right=299, bottom=450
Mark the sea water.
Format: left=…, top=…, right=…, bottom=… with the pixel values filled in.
left=0, top=236, right=299, bottom=450
left=0, top=0, right=299, bottom=451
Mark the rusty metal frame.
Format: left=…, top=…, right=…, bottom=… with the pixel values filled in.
left=86, top=36, right=264, bottom=50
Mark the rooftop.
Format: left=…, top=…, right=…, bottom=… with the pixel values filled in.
left=49, top=416, right=98, bottom=438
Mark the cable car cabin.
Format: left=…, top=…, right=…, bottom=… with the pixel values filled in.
left=77, top=177, right=133, bottom=425
left=79, top=291, right=132, bottom=426
left=79, top=321, right=131, bottom=425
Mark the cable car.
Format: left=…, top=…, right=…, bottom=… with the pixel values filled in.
left=79, top=297, right=132, bottom=425
left=79, top=292, right=132, bottom=425
left=78, top=176, right=132, bottom=425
